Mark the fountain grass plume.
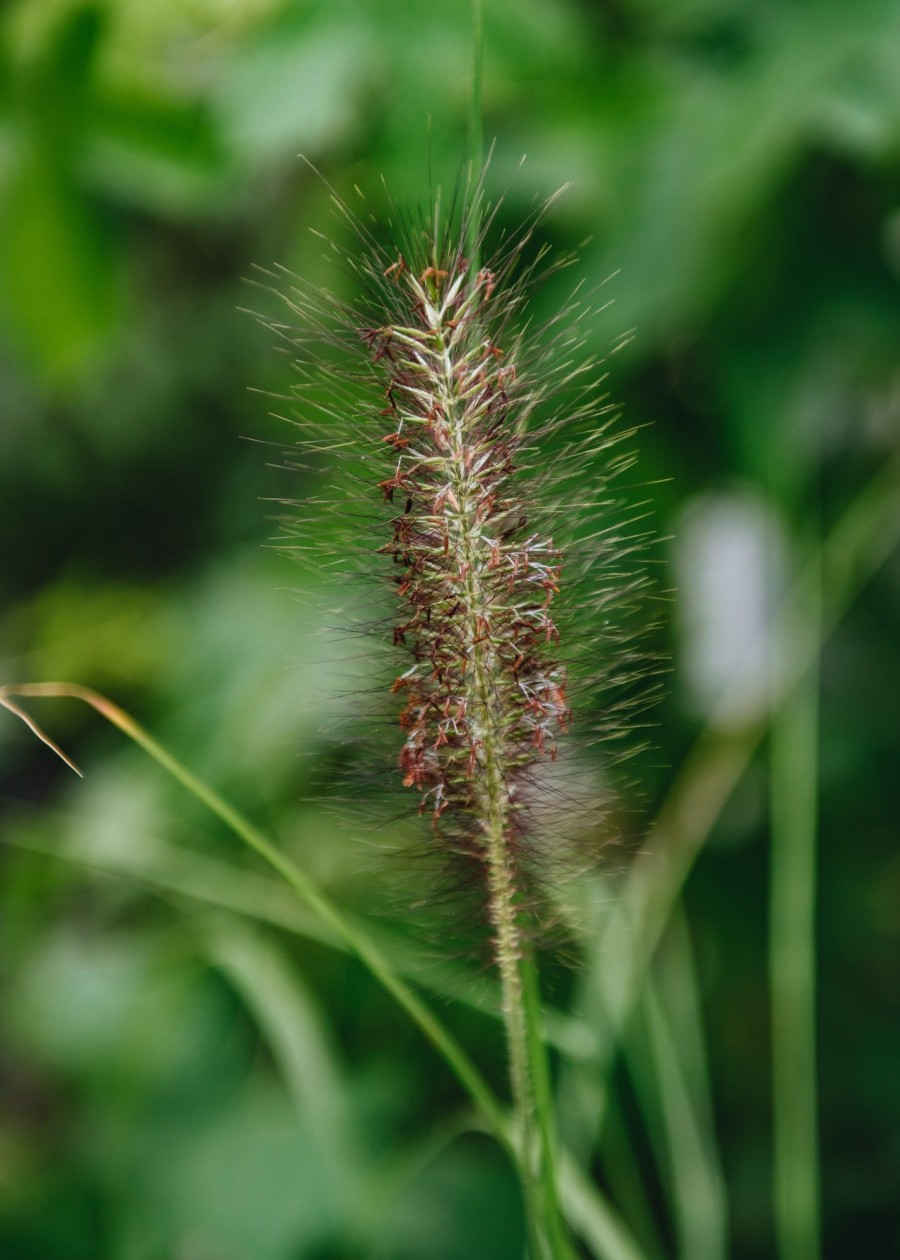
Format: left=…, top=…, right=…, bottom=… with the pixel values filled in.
left=264, top=178, right=657, bottom=930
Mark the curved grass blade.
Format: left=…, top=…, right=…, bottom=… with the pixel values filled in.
left=0, top=681, right=510, bottom=1153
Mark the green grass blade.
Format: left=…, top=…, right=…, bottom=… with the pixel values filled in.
left=770, top=542, right=822, bottom=1260
left=637, top=918, right=729, bottom=1260
left=0, top=682, right=511, bottom=1155
left=557, top=1151, right=652, bottom=1260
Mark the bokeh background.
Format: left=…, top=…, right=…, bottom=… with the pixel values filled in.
left=1, top=1, right=899, bottom=1258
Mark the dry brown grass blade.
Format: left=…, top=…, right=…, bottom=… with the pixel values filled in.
left=0, top=690, right=83, bottom=777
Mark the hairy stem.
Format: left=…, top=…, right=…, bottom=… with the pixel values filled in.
left=432, top=307, right=570, bottom=1256
left=770, top=534, right=822, bottom=1260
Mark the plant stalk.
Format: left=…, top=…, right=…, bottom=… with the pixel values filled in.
left=467, top=0, right=484, bottom=273
left=435, top=321, right=571, bottom=1257
left=770, top=536, right=822, bottom=1260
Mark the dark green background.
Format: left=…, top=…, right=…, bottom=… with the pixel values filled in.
left=1, top=2, right=898, bottom=1257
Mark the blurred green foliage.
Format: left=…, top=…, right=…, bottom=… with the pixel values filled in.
left=1, top=1, right=899, bottom=1257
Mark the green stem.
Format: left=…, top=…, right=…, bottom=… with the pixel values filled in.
left=468, top=0, right=484, bottom=176
left=479, top=766, right=573, bottom=1258
left=479, top=737, right=549, bottom=1256
left=467, top=0, right=484, bottom=274
left=770, top=538, right=822, bottom=1260
left=522, top=952, right=577, bottom=1259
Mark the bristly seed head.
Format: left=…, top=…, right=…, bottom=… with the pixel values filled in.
left=368, top=255, right=571, bottom=838
left=263, top=179, right=657, bottom=940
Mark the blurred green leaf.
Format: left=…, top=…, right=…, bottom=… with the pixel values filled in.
left=0, top=3, right=120, bottom=379
left=372, top=1134, right=525, bottom=1260
left=0, top=146, right=119, bottom=379
left=205, top=919, right=364, bottom=1216
left=115, top=1079, right=338, bottom=1260
left=215, top=2, right=374, bottom=166
left=87, top=88, right=230, bottom=215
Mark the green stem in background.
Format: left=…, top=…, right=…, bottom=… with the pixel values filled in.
left=613, top=451, right=900, bottom=1002
left=466, top=0, right=484, bottom=273
left=770, top=533, right=822, bottom=1260
left=555, top=453, right=900, bottom=1170
left=639, top=911, right=728, bottom=1260
left=634, top=453, right=900, bottom=969
left=521, top=955, right=576, bottom=1259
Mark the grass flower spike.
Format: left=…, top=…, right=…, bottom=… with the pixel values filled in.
left=269, top=182, right=652, bottom=1257
left=371, top=250, right=570, bottom=849
left=275, top=187, right=647, bottom=896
